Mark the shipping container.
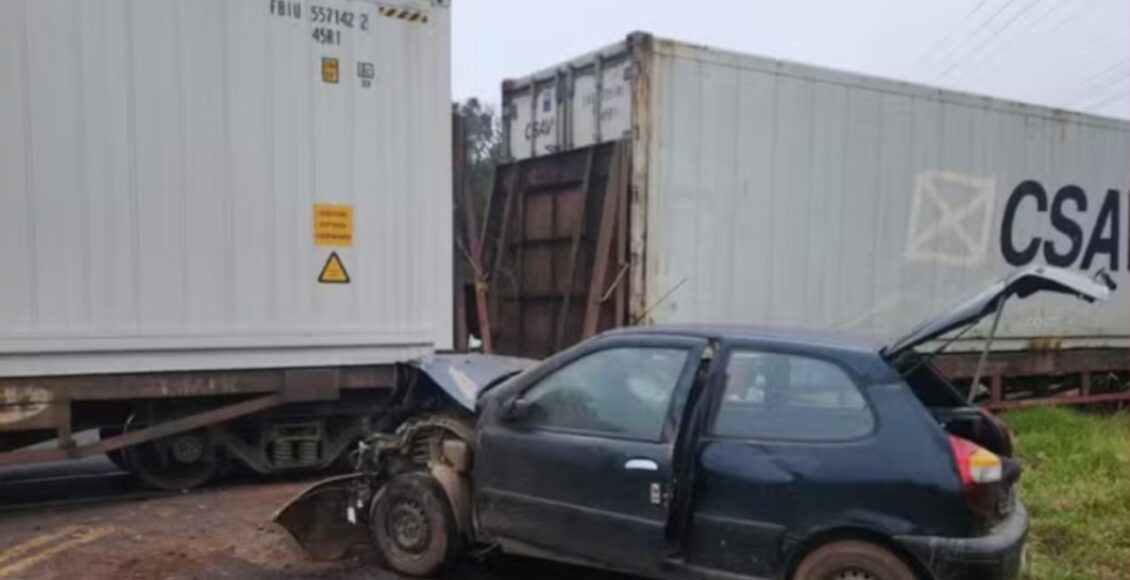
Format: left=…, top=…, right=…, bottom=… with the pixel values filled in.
left=0, top=0, right=454, bottom=488
left=1, top=0, right=453, bottom=377
left=488, top=33, right=1130, bottom=403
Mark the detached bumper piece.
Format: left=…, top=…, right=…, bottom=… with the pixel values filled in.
left=895, top=501, right=1028, bottom=580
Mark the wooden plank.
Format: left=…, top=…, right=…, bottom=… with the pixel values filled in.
left=452, top=113, right=469, bottom=352
left=555, top=147, right=598, bottom=350
left=583, top=142, right=627, bottom=339
left=485, top=163, right=522, bottom=350
left=935, top=348, right=1130, bottom=379
left=984, top=391, right=1130, bottom=411
left=614, top=143, right=630, bottom=327
left=459, top=149, right=493, bottom=353
left=488, top=163, right=522, bottom=326
left=516, top=164, right=529, bottom=353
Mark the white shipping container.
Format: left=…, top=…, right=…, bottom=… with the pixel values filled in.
left=503, top=33, right=1130, bottom=352
left=0, top=0, right=453, bottom=377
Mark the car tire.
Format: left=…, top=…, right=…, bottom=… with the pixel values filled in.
left=369, top=472, right=460, bottom=577
left=793, top=540, right=918, bottom=580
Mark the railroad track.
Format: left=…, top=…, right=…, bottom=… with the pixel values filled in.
left=0, top=456, right=324, bottom=512
left=0, top=457, right=154, bottom=512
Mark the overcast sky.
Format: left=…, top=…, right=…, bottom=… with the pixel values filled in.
left=452, top=0, right=1129, bottom=119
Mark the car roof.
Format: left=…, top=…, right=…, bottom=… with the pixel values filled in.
left=601, top=324, right=887, bottom=355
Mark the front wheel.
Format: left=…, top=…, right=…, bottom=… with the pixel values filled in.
left=793, top=540, right=918, bottom=580
left=369, top=472, right=460, bottom=577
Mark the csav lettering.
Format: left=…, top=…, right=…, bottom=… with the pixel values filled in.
left=1000, top=180, right=1124, bottom=271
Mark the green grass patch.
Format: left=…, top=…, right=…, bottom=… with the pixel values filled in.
left=1005, top=407, right=1129, bottom=580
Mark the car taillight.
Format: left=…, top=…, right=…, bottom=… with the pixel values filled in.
left=950, top=435, right=1007, bottom=521
left=950, top=435, right=1003, bottom=484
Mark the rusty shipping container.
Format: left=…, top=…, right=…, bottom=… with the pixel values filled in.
left=491, top=33, right=1130, bottom=382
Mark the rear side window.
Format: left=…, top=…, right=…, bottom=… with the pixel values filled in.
left=712, top=350, right=874, bottom=441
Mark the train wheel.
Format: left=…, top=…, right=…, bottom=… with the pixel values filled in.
left=122, top=428, right=222, bottom=491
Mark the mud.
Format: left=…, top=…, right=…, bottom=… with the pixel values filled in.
left=0, top=481, right=635, bottom=580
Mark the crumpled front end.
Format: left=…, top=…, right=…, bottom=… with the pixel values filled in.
left=273, top=415, right=477, bottom=561
left=273, top=474, right=373, bottom=561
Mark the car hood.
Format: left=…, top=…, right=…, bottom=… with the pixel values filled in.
left=883, top=265, right=1114, bottom=358
left=411, top=353, right=539, bottom=411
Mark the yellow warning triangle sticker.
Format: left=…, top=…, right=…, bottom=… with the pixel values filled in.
left=318, top=252, right=351, bottom=284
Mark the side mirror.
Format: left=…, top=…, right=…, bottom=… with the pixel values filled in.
left=502, top=397, right=533, bottom=422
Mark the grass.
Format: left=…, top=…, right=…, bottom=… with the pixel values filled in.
left=1004, top=407, right=1129, bottom=580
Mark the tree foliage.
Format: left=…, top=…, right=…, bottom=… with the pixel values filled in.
left=453, top=98, right=503, bottom=227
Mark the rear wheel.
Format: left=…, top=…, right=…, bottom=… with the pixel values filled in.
left=793, top=541, right=918, bottom=580
left=369, top=472, right=460, bottom=577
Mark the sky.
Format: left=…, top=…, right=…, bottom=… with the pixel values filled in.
left=451, top=0, right=1129, bottom=119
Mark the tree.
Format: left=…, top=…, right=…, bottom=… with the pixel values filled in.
left=452, top=98, right=505, bottom=350
left=453, top=98, right=503, bottom=224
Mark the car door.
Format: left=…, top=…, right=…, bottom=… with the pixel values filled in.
left=474, top=334, right=708, bottom=573
left=684, top=342, right=881, bottom=578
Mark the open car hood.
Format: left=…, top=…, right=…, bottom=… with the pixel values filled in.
left=883, top=266, right=1114, bottom=359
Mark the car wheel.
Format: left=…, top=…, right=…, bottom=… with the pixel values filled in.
left=369, top=472, right=460, bottom=577
left=793, top=540, right=918, bottom=580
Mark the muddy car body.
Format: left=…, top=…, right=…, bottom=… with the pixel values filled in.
left=276, top=266, right=1112, bottom=580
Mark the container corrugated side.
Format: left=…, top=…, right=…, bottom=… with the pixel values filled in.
left=0, top=0, right=453, bottom=376
left=640, top=38, right=1130, bottom=350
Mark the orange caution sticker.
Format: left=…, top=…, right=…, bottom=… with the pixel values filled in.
left=322, top=57, right=340, bottom=84
left=313, top=203, right=353, bottom=246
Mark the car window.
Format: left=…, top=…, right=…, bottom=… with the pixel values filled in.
left=712, top=350, right=873, bottom=441
left=522, top=347, right=690, bottom=440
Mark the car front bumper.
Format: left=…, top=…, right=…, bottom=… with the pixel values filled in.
left=894, top=500, right=1028, bottom=580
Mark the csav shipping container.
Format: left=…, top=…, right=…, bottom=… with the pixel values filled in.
left=0, top=0, right=454, bottom=488
left=489, top=33, right=1130, bottom=397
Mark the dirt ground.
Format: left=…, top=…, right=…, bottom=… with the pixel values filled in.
left=0, top=482, right=632, bottom=580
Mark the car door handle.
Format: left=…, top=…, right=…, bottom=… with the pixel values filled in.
left=624, top=458, right=659, bottom=472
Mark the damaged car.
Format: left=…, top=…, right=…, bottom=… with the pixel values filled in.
left=275, top=265, right=1113, bottom=580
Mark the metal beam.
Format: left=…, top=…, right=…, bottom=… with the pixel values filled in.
left=0, top=394, right=283, bottom=467
left=555, top=147, right=598, bottom=350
